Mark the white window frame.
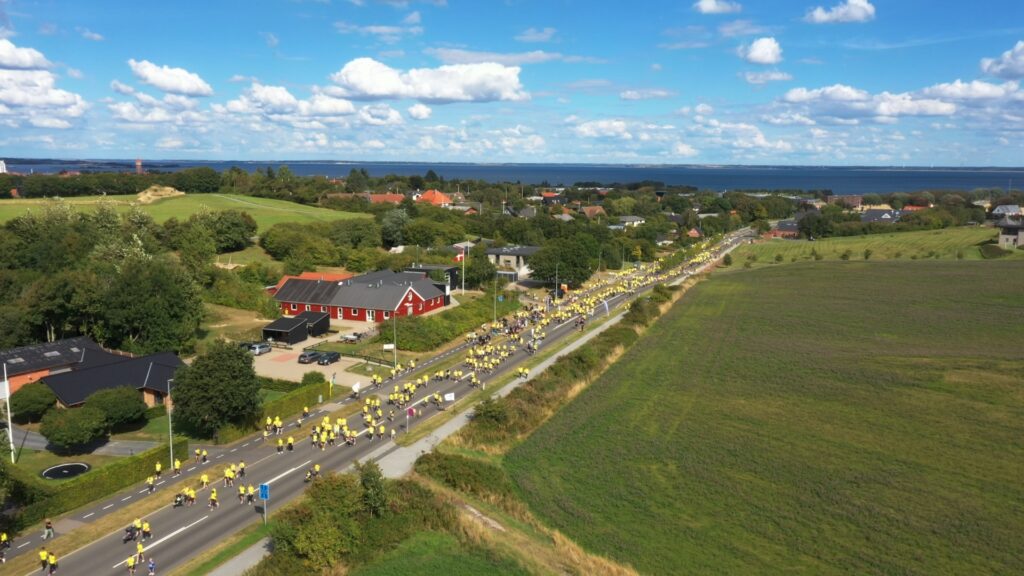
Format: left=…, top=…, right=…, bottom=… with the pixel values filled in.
left=291, top=303, right=298, bottom=311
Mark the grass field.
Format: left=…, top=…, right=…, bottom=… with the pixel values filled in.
left=14, top=449, right=119, bottom=480
left=734, top=226, right=1009, bottom=265
left=505, top=260, right=1024, bottom=575
left=0, top=193, right=366, bottom=232
left=349, top=531, right=530, bottom=576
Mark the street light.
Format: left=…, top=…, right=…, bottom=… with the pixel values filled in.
left=166, top=378, right=174, bottom=470
left=492, top=273, right=498, bottom=324
left=554, top=262, right=560, bottom=303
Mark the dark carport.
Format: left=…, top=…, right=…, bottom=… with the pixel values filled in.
left=262, top=316, right=308, bottom=345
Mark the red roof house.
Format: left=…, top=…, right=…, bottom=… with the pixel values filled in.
left=268, top=271, right=354, bottom=296
left=367, top=193, right=406, bottom=205
left=417, top=189, right=452, bottom=207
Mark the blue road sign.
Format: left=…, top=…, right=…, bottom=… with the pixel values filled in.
left=259, top=483, right=270, bottom=500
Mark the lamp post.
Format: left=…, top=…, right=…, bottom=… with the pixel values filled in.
left=3, top=362, right=14, bottom=464
left=392, top=313, right=398, bottom=367
left=492, top=273, right=498, bottom=324
left=166, top=378, right=174, bottom=470
left=555, top=262, right=560, bottom=303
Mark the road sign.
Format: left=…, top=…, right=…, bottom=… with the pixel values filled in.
left=259, top=483, right=270, bottom=501
left=352, top=382, right=361, bottom=393
left=382, top=343, right=395, bottom=351
left=407, top=407, right=415, bottom=417
left=443, top=392, right=455, bottom=402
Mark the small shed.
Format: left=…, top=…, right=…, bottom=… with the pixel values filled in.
left=262, top=316, right=308, bottom=345
left=263, top=310, right=329, bottom=345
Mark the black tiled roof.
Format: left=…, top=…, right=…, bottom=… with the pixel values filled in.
left=273, top=278, right=342, bottom=306
left=42, top=352, right=183, bottom=407
left=484, top=245, right=541, bottom=257
left=0, top=336, right=118, bottom=377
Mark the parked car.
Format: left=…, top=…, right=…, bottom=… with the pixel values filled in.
left=297, top=350, right=322, bottom=364
left=317, top=351, right=341, bottom=365
left=249, top=342, right=271, bottom=356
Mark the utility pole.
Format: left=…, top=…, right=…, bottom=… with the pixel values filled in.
left=166, top=379, right=174, bottom=470
left=493, top=273, right=498, bottom=324
left=555, top=262, right=560, bottom=303
left=392, top=314, right=398, bottom=366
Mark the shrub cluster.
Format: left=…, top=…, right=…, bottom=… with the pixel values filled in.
left=215, top=379, right=331, bottom=444
left=414, top=452, right=515, bottom=499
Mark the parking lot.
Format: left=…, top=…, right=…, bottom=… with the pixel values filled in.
left=250, top=321, right=382, bottom=389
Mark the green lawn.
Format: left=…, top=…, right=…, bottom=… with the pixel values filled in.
left=14, top=449, right=120, bottom=481
left=505, top=259, right=1024, bottom=575
left=0, top=193, right=367, bottom=232
left=349, top=531, right=530, bottom=576
left=215, top=245, right=280, bottom=268
left=734, top=226, right=1007, bottom=265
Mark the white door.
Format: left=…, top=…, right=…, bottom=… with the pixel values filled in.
left=367, top=310, right=375, bottom=322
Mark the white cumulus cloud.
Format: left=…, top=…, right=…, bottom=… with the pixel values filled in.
left=804, top=0, right=875, bottom=24
left=424, top=47, right=599, bottom=65
left=781, top=83, right=956, bottom=122
left=0, top=39, right=51, bottom=69
left=128, top=59, right=213, bottom=96
left=78, top=28, right=104, bottom=41
left=407, top=103, right=432, bottom=119
left=574, top=119, right=633, bottom=140
left=694, top=0, right=741, bottom=14
left=672, top=141, right=699, bottom=157
left=358, top=103, right=403, bottom=125
left=329, top=57, right=528, bottom=103
left=922, top=79, right=1018, bottom=100
left=739, top=37, right=782, bottom=65
left=981, top=40, right=1024, bottom=79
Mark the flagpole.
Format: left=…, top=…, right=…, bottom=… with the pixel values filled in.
left=3, top=362, right=14, bottom=464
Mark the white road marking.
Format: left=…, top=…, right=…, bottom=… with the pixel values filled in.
left=230, top=448, right=237, bottom=453
left=103, top=504, right=113, bottom=510
left=242, top=443, right=250, bottom=447
left=17, top=542, right=29, bottom=549
left=139, top=490, right=148, bottom=494
left=215, top=454, right=224, bottom=459
left=265, top=459, right=312, bottom=485
left=111, top=515, right=210, bottom=568
left=156, top=481, right=165, bottom=486
left=83, top=513, right=94, bottom=519
left=121, top=496, right=132, bottom=502
left=187, top=466, right=195, bottom=472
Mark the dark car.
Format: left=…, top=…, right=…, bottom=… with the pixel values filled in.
left=297, top=350, right=322, bottom=364
left=317, top=351, right=341, bottom=365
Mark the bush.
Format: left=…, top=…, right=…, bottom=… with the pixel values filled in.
left=12, top=438, right=188, bottom=530
left=257, top=376, right=300, bottom=392
left=863, top=248, right=873, bottom=260
left=39, top=406, right=108, bottom=451
left=415, top=452, right=515, bottom=499
left=85, top=386, right=147, bottom=429
left=840, top=249, right=853, bottom=261
left=473, top=396, right=509, bottom=427
left=774, top=254, right=784, bottom=263
left=979, top=244, right=1009, bottom=259
left=722, top=253, right=733, bottom=266
left=10, top=382, right=55, bottom=423
left=216, top=379, right=331, bottom=444
left=301, top=371, right=326, bottom=387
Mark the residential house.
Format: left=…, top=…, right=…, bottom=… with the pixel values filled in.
left=766, top=220, right=800, bottom=239
left=825, top=194, right=863, bottom=209
left=417, top=189, right=452, bottom=207
left=0, top=336, right=121, bottom=396
left=619, top=215, right=645, bottom=228
left=541, top=191, right=565, bottom=206
left=485, top=245, right=541, bottom=282
left=274, top=270, right=447, bottom=323
left=996, top=217, right=1024, bottom=249
left=580, top=205, right=606, bottom=219
left=860, top=209, right=903, bottom=224
left=449, top=204, right=479, bottom=215
left=900, top=204, right=928, bottom=212
left=685, top=228, right=703, bottom=239
left=992, top=204, right=1022, bottom=218
left=41, top=351, right=184, bottom=408
left=553, top=213, right=574, bottom=222
left=367, top=193, right=406, bottom=205
left=267, top=271, right=354, bottom=296
left=516, top=206, right=537, bottom=219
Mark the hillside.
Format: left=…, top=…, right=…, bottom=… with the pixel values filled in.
left=505, top=260, right=1024, bottom=575
left=0, top=193, right=366, bottom=232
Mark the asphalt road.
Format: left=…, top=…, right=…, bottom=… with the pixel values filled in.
left=9, top=231, right=753, bottom=576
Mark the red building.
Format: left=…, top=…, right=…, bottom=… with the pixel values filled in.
left=267, top=271, right=353, bottom=296
left=274, top=270, right=448, bottom=322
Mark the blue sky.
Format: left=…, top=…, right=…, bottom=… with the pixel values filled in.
left=0, top=0, right=1022, bottom=165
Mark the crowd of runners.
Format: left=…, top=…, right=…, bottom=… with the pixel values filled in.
left=3, top=237, right=734, bottom=574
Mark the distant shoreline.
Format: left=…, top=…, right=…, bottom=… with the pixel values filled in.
left=3, top=158, right=1022, bottom=195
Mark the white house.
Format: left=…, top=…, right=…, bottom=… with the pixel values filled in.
left=486, top=245, right=540, bottom=282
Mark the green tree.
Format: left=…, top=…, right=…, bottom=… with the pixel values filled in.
left=172, top=340, right=262, bottom=438
left=528, top=239, right=595, bottom=288
left=85, top=386, right=147, bottom=429
left=722, top=253, right=733, bottom=266
left=474, top=396, right=508, bottom=427
left=380, top=208, right=409, bottom=248
left=10, top=381, right=56, bottom=423
left=462, top=244, right=496, bottom=289
left=345, top=168, right=369, bottom=194
left=40, top=406, right=108, bottom=451
left=356, top=460, right=389, bottom=517
left=273, top=473, right=363, bottom=568
left=210, top=211, right=258, bottom=252
left=178, top=223, right=216, bottom=285
left=102, top=256, right=203, bottom=354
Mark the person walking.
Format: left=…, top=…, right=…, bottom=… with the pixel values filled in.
left=238, top=485, right=245, bottom=505
left=154, top=461, right=162, bottom=479
left=209, top=488, right=218, bottom=509
left=141, top=520, right=151, bottom=541
left=136, top=541, right=145, bottom=564
left=47, top=552, right=57, bottom=575
left=146, top=476, right=155, bottom=494
left=42, top=518, right=54, bottom=540
left=126, top=554, right=136, bottom=575
left=194, top=448, right=201, bottom=464
left=147, top=558, right=156, bottom=576
left=200, top=473, right=209, bottom=489
left=39, top=547, right=48, bottom=573
left=173, top=459, right=181, bottom=476
left=246, top=484, right=255, bottom=505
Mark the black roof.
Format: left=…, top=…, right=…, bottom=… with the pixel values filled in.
left=860, top=209, right=903, bottom=224
left=406, top=264, right=458, bottom=272
left=776, top=220, right=800, bottom=231
left=996, top=217, right=1024, bottom=230
left=42, top=352, right=183, bottom=407
left=485, top=245, right=541, bottom=257
left=263, top=316, right=308, bottom=333
left=296, top=310, right=330, bottom=323
left=0, top=336, right=120, bottom=377
left=273, top=278, right=342, bottom=306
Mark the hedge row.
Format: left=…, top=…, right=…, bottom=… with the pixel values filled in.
left=456, top=290, right=683, bottom=450
left=414, top=452, right=515, bottom=500
left=376, top=290, right=521, bottom=352
left=257, top=376, right=302, bottom=392
left=215, top=379, right=332, bottom=444
left=11, top=437, right=189, bottom=531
